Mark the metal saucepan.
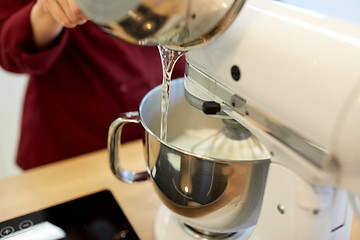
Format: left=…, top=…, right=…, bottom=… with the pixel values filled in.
left=75, top=0, right=246, bottom=50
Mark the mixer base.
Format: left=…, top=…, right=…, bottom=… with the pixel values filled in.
left=154, top=204, right=254, bottom=240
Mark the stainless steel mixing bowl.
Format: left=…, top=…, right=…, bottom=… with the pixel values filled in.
left=108, top=78, right=270, bottom=237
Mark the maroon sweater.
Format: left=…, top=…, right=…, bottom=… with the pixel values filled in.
left=0, top=1, right=185, bottom=170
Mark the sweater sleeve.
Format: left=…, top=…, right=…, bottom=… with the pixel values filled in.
left=0, top=1, right=69, bottom=75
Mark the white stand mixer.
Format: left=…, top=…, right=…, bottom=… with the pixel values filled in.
left=181, top=0, right=360, bottom=238
left=76, top=0, right=360, bottom=238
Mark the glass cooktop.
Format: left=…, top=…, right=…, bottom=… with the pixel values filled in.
left=0, top=190, right=139, bottom=240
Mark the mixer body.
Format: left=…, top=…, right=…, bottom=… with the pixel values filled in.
left=184, top=0, right=360, bottom=191
left=182, top=0, right=360, bottom=238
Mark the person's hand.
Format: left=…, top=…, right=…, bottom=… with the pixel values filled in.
left=35, top=0, right=89, bottom=28
left=30, top=0, right=90, bottom=49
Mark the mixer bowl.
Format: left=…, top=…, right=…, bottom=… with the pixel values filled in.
left=108, top=78, right=270, bottom=236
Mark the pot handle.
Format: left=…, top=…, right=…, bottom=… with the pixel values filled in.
left=108, top=111, right=149, bottom=183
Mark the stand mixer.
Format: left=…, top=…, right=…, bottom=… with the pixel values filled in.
left=75, top=0, right=360, bottom=239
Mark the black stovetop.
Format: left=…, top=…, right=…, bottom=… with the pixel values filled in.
left=0, top=190, right=139, bottom=240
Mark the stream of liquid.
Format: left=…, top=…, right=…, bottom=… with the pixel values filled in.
left=158, top=46, right=185, bottom=141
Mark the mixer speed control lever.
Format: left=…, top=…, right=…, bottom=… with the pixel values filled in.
left=202, top=101, right=221, bottom=115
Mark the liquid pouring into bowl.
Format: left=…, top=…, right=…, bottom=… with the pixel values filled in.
left=158, top=46, right=185, bottom=141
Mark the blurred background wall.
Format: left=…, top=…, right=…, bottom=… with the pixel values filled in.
left=0, top=68, right=27, bottom=179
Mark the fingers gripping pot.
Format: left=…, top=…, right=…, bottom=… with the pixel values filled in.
left=108, top=78, right=270, bottom=235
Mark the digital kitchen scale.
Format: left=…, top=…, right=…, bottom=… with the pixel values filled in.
left=0, top=190, right=139, bottom=240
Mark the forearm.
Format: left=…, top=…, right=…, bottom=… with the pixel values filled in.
left=0, top=0, right=87, bottom=74
left=0, top=2, right=69, bottom=74
left=30, top=2, right=63, bottom=50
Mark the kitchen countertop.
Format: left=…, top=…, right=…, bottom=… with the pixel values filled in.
left=0, top=139, right=359, bottom=239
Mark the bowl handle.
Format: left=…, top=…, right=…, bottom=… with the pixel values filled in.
left=108, top=111, right=149, bottom=183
